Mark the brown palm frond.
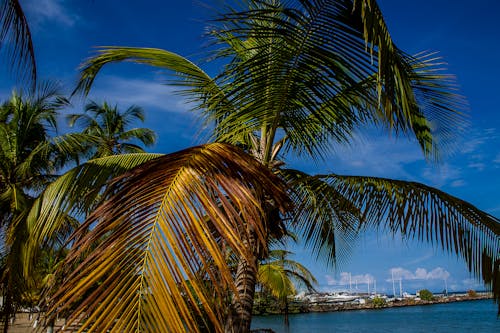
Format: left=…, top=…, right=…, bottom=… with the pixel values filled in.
left=45, top=143, right=291, bottom=332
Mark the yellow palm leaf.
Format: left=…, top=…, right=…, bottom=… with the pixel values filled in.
left=45, top=143, right=290, bottom=332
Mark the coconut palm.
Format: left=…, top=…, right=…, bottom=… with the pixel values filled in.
left=258, top=249, right=317, bottom=301
left=32, top=142, right=290, bottom=333
left=35, top=1, right=499, bottom=332
left=0, top=0, right=36, bottom=85
left=0, top=82, right=74, bottom=332
left=257, top=249, right=317, bottom=325
left=68, top=101, right=156, bottom=158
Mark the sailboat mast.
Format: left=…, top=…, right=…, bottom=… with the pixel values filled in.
left=392, top=271, right=396, bottom=297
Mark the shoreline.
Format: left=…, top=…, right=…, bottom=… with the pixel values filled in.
left=254, top=292, right=494, bottom=316
left=308, top=293, right=493, bottom=313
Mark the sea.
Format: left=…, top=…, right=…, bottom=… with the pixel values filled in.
left=250, top=299, right=499, bottom=333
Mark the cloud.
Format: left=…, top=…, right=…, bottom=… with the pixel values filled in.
left=421, top=163, right=462, bottom=187
left=325, top=272, right=375, bottom=286
left=86, top=75, right=195, bottom=114
left=460, top=278, right=483, bottom=289
left=406, top=252, right=434, bottom=265
left=24, top=0, right=78, bottom=27
left=450, top=179, right=466, bottom=187
left=387, top=267, right=450, bottom=281
left=467, top=162, right=485, bottom=171
left=459, top=134, right=490, bottom=154
left=493, top=153, right=500, bottom=164
left=326, top=134, right=424, bottom=179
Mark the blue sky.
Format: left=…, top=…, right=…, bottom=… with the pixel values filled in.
left=1, top=0, right=499, bottom=298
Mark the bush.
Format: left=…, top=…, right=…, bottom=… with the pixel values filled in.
left=467, top=289, right=478, bottom=297
left=419, top=289, right=433, bottom=301
left=371, top=297, right=386, bottom=308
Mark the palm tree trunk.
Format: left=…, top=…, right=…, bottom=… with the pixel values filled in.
left=224, top=254, right=258, bottom=333
left=2, top=287, right=12, bottom=333
left=283, top=298, right=289, bottom=327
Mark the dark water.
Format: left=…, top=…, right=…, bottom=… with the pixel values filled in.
left=251, top=299, right=499, bottom=333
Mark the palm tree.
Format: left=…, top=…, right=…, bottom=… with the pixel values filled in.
left=257, top=249, right=317, bottom=325
left=34, top=142, right=290, bottom=333
left=0, top=82, right=72, bottom=332
left=0, top=0, right=36, bottom=85
left=68, top=101, right=156, bottom=158
left=258, top=249, right=317, bottom=301
left=35, top=1, right=499, bottom=332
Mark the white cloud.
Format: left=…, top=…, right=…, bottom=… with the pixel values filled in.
left=421, top=163, right=462, bottom=187
left=86, top=75, right=195, bottom=114
left=406, top=252, right=434, bottom=265
left=387, top=267, right=450, bottom=281
left=460, top=136, right=487, bottom=154
left=325, top=272, right=375, bottom=286
left=327, top=134, right=424, bottom=179
left=450, top=179, right=466, bottom=187
left=461, top=278, right=482, bottom=289
left=24, top=0, right=78, bottom=27
left=467, top=162, right=485, bottom=171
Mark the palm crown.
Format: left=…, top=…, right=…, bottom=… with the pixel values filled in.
left=0, top=83, right=73, bottom=332
left=68, top=101, right=156, bottom=158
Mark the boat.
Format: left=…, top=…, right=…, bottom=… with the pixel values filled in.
left=324, top=292, right=358, bottom=303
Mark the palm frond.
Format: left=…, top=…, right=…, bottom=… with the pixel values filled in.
left=280, top=168, right=360, bottom=267
left=320, top=173, right=500, bottom=310
left=25, top=153, right=163, bottom=275
left=119, top=128, right=157, bottom=147
left=75, top=47, right=222, bottom=102
left=258, top=263, right=296, bottom=299
left=210, top=0, right=465, bottom=161
left=45, top=143, right=290, bottom=332
left=0, top=0, right=36, bottom=85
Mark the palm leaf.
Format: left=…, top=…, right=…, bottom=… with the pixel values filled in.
left=319, top=173, right=500, bottom=310
left=25, top=153, right=163, bottom=275
left=210, top=0, right=466, bottom=161
left=280, top=168, right=360, bottom=267
left=45, top=143, right=290, bottom=332
left=0, top=0, right=36, bottom=85
left=258, top=263, right=296, bottom=299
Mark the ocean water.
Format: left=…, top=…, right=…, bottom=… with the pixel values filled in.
left=251, top=299, right=499, bottom=333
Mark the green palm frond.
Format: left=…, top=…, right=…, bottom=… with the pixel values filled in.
left=259, top=249, right=317, bottom=299
left=209, top=1, right=464, bottom=161
left=259, top=263, right=297, bottom=299
left=119, top=127, right=157, bottom=147
left=68, top=100, right=157, bottom=158
left=0, top=0, right=36, bottom=85
left=25, top=153, right=163, bottom=274
left=319, top=174, right=500, bottom=307
left=45, top=143, right=290, bottom=332
left=280, top=169, right=360, bottom=267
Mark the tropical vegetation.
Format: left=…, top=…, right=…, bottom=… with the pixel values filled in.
left=0, top=83, right=74, bottom=332
left=67, top=101, right=156, bottom=158
left=257, top=249, right=317, bottom=324
left=0, top=0, right=498, bottom=333
left=29, top=1, right=498, bottom=332
left=418, top=289, right=434, bottom=301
